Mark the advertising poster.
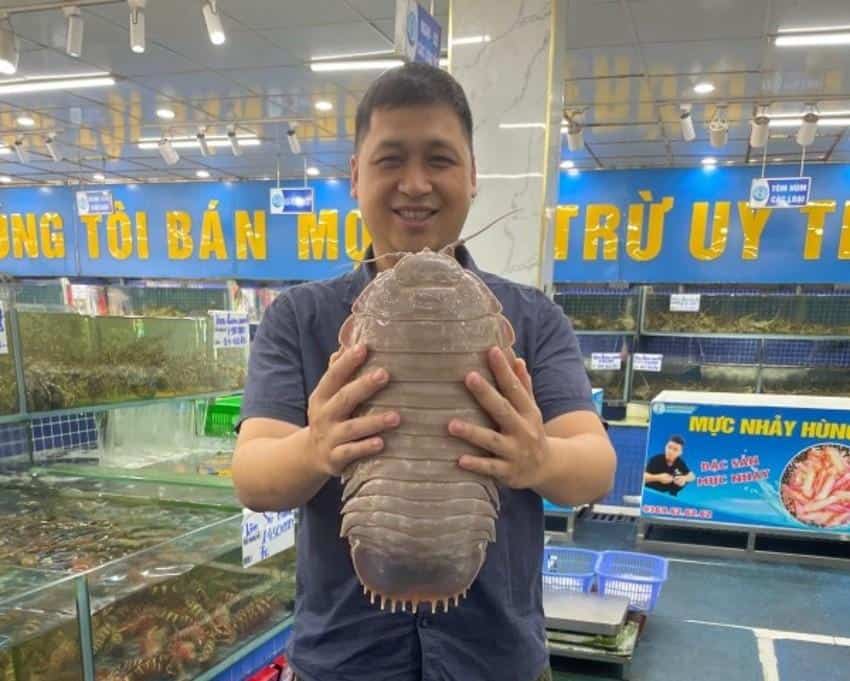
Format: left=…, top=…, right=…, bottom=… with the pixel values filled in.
left=643, top=391, right=850, bottom=536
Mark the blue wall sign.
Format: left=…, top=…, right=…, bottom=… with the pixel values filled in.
left=749, top=176, right=811, bottom=209
left=395, top=0, right=442, bottom=67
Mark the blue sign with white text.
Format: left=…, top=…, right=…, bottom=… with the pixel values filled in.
left=643, top=398, right=850, bottom=536
left=749, top=176, right=811, bottom=208
left=281, top=187, right=314, bottom=214
left=76, top=189, right=114, bottom=216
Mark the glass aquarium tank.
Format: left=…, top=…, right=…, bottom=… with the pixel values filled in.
left=554, top=285, right=639, bottom=332
left=760, top=339, right=850, bottom=397
left=629, top=337, right=760, bottom=402
left=17, top=311, right=247, bottom=412
left=105, top=281, right=229, bottom=318
left=576, top=334, right=630, bottom=402
left=0, top=314, right=17, bottom=417
left=642, top=285, right=850, bottom=336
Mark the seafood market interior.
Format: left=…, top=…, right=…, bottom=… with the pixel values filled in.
left=1, top=1, right=850, bottom=680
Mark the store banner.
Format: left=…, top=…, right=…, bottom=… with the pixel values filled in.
left=643, top=394, right=850, bottom=536
left=2, top=164, right=850, bottom=283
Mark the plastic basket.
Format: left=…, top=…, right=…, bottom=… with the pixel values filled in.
left=541, top=547, right=599, bottom=593
left=595, top=550, right=668, bottom=612
left=204, top=396, right=242, bottom=437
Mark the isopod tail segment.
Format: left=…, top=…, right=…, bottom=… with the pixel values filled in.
left=363, top=589, right=470, bottom=614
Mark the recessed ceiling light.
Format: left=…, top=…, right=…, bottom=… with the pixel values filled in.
left=0, top=175, right=11, bottom=183
left=93, top=172, right=105, bottom=181
left=693, top=82, right=715, bottom=95
left=0, top=72, right=114, bottom=95
left=701, top=157, right=718, bottom=166
left=156, top=107, right=175, bottom=120
left=310, top=59, right=403, bottom=72
left=16, top=115, right=34, bottom=127
left=315, top=100, right=333, bottom=111
left=775, top=30, right=850, bottom=47
left=196, top=169, right=210, bottom=178
left=306, top=166, right=320, bottom=176
left=451, top=35, right=491, bottom=45
left=560, top=160, right=575, bottom=169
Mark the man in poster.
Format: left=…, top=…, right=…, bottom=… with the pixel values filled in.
left=644, top=435, right=695, bottom=496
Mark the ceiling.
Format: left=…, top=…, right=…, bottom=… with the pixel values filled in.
left=0, top=0, right=848, bottom=184
left=564, top=0, right=850, bottom=169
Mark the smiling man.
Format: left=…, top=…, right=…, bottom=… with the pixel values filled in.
left=232, top=62, right=616, bottom=681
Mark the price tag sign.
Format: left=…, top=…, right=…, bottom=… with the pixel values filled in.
left=670, top=293, right=701, bottom=312
left=0, top=303, right=8, bottom=355
left=634, top=353, right=663, bottom=372
left=242, top=509, right=295, bottom=568
left=591, top=353, right=622, bottom=370
left=211, top=311, right=249, bottom=349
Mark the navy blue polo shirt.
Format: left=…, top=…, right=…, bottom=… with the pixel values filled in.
left=240, top=246, right=594, bottom=681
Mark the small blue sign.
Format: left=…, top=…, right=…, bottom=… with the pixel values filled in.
left=280, top=187, right=314, bottom=214
left=75, top=189, right=114, bottom=216
left=749, top=176, right=811, bottom=208
left=395, top=0, right=442, bottom=67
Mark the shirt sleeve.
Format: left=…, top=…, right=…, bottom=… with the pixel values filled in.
left=679, top=458, right=692, bottom=475
left=238, top=293, right=308, bottom=430
left=645, top=455, right=664, bottom=474
left=531, top=294, right=596, bottom=423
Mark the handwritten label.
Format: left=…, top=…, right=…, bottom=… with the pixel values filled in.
left=670, top=293, right=701, bottom=312
left=634, top=353, right=663, bottom=372
left=591, top=353, right=622, bottom=370
left=211, top=311, right=249, bottom=349
left=0, top=304, right=7, bottom=355
left=242, top=509, right=295, bottom=568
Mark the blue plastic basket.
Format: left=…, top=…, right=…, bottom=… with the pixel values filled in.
left=595, top=550, right=668, bottom=612
left=541, top=547, right=600, bottom=593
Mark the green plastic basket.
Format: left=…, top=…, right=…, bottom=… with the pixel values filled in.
left=204, top=396, right=242, bottom=437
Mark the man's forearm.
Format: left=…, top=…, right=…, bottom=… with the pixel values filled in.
left=232, top=427, right=329, bottom=511
left=532, top=433, right=616, bottom=507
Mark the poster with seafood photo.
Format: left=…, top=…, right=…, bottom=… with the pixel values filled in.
left=642, top=391, right=850, bottom=536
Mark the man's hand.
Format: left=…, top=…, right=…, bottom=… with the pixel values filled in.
left=656, top=473, right=674, bottom=484
left=673, top=475, right=688, bottom=487
left=449, top=346, right=549, bottom=490
left=306, top=344, right=400, bottom=477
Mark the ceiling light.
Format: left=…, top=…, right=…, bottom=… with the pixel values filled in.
left=771, top=108, right=850, bottom=118
left=775, top=31, right=850, bottom=47
left=0, top=73, right=114, bottom=95
left=227, top=124, right=242, bottom=156
left=158, top=137, right=179, bottom=165
left=306, top=166, right=320, bottom=176
left=312, top=49, right=394, bottom=61
left=709, top=107, right=728, bottom=148
left=310, top=59, right=403, bottom=72
left=796, top=105, right=819, bottom=146
left=287, top=125, right=301, bottom=154
left=196, top=128, right=210, bottom=156
left=202, top=0, right=226, bottom=45
left=451, top=35, right=491, bottom=45
left=701, top=157, right=718, bottom=165
left=128, top=0, right=146, bottom=54
left=13, top=137, right=27, bottom=163
left=773, top=157, right=784, bottom=162
left=315, top=100, right=333, bottom=111
left=196, top=169, right=210, bottom=178
left=563, top=112, right=584, bottom=152
left=138, top=133, right=260, bottom=150
left=16, top=115, right=34, bottom=127
left=567, top=168, right=580, bottom=177
left=93, top=172, right=105, bottom=181
left=44, top=135, right=60, bottom=162
left=499, top=122, right=546, bottom=129
left=0, top=175, right=10, bottom=183
left=680, top=103, right=696, bottom=141
left=770, top=116, right=850, bottom=128
left=0, top=14, right=18, bottom=75
left=560, top=160, right=575, bottom=169
left=694, top=81, right=715, bottom=95
left=156, top=107, right=175, bottom=120
left=749, top=105, right=769, bottom=148
left=63, top=6, right=84, bottom=58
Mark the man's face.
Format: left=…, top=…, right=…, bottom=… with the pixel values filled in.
left=665, top=441, right=683, bottom=461
left=351, top=105, right=477, bottom=265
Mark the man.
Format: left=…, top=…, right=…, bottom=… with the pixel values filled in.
left=644, top=435, right=695, bottom=496
left=232, top=62, right=616, bottom=681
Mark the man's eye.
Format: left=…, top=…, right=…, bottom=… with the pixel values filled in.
left=431, top=156, right=454, bottom=166
left=377, top=156, right=401, bottom=165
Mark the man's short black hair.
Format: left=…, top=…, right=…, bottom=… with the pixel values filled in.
left=354, top=61, right=474, bottom=152
left=668, top=435, right=685, bottom=446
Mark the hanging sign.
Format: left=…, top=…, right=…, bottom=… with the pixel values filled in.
left=394, top=0, right=442, bottom=66
left=749, top=177, right=811, bottom=209
left=75, top=189, right=114, bottom=216
left=271, top=187, right=314, bottom=214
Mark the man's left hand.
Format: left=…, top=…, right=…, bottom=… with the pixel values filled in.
left=673, top=475, right=687, bottom=487
left=449, top=346, right=550, bottom=490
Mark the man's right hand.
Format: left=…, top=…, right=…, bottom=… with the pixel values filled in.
left=656, top=473, right=674, bottom=484
left=307, top=343, right=400, bottom=477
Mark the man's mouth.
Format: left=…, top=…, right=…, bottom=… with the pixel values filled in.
left=393, top=208, right=439, bottom=221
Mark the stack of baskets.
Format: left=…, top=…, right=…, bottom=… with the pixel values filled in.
left=541, top=547, right=668, bottom=613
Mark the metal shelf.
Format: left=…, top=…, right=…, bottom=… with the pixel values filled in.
left=640, top=330, right=850, bottom=342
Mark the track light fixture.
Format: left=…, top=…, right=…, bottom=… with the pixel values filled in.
left=796, top=104, right=819, bottom=146
left=749, top=105, right=769, bottom=148
left=128, top=0, right=146, bottom=54
left=44, top=135, right=61, bottom=162
left=227, top=124, right=242, bottom=156
left=0, top=13, right=19, bottom=75
left=202, top=0, right=226, bottom=45
left=563, top=111, right=584, bottom=152
left=680, top=104, right=696, bottom=142
left=63, top=6, right=83, bottom=58
left=196, top=127, right=211, bottom=156
left=287, top=125, right=301, bottom=154
left=158, top=137, right=179, bottom=165
left=708, top=106, right=729, bottom=148
left=13, top=137, right=27, bottom=163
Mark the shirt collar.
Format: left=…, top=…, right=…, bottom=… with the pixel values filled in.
left=341, top=244, right=479, bottom=305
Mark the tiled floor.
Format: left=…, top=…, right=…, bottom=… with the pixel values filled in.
left=548, top=517, right=850, bottom=681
